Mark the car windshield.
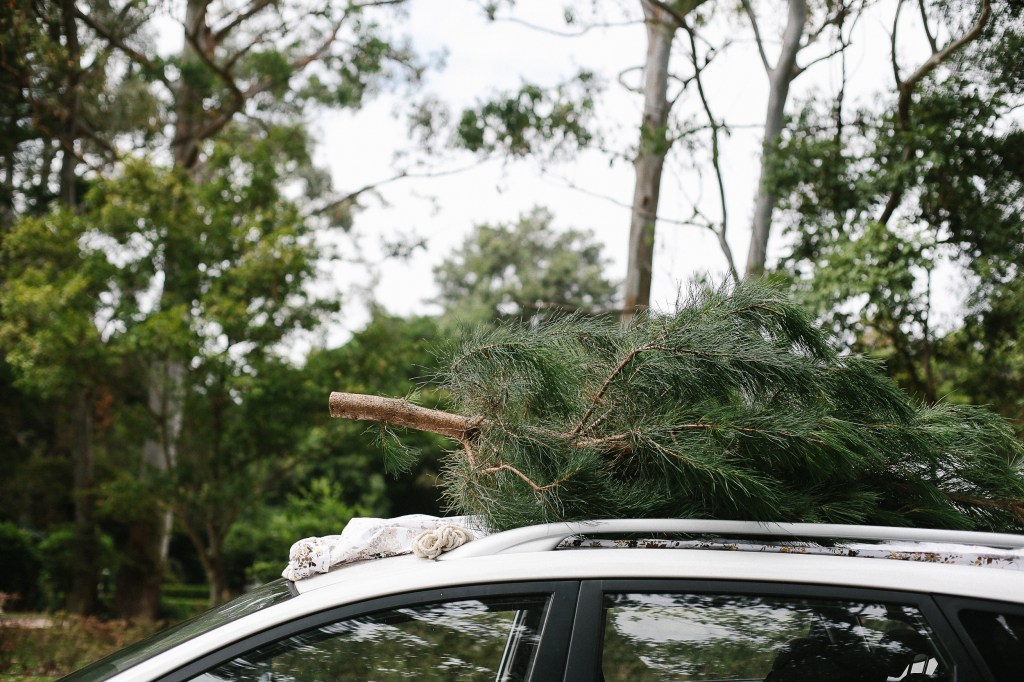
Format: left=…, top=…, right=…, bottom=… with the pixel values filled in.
left=59, top=579, right=294, bottom=682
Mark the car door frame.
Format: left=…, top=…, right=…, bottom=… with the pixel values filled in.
left=156, top=580, right=581, bottom=682
left=564, top=579, right=986, bottom=682
left=933, top=595, right=1024, bottom=682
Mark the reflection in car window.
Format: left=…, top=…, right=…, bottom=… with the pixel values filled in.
left=191, top=595, right=550, bottom=682
left=60, top=580, right=294, bottom=682
left=601, top=593, right=950, bottom=682
left=958, top=609, right=1024, bottom=682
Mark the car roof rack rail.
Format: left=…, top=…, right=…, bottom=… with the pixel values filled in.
left=439, top=519, right=1024, bottom=560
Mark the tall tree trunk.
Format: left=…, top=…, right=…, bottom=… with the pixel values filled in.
left=624, top=2, right=678, bottom=324
left=205, top=533, right=227, bottom=607
left=744, top=0, right=807, bottom=280
left=59, top=0, right=100, bottom=616
left=115, top=0, right=210, bottom=619
left=67, top=388, right=98, bottom=615
left=112, top=513, right=166, bottom=619
left=115, top=360, right=185, bottom=620
left=180, top=517, right=229, bottom=607
left=172, top=0, right=214, bottom=170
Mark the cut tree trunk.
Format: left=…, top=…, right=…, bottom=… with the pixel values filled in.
left=329, top=392, right=477, bottom=440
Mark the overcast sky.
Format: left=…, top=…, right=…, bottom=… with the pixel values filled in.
left=160, top=0, right=964, bottom=346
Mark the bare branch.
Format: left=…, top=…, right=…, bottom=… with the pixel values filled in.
left=306, top=158, right=491, bottom=218
left=902, top=0, right=990, bottom=93
left=618, top=65, right=645, bottom=94
left=740, top=0, right=772, bottom=74
left=183, top=25, right=245, bottom=107
left=74, top=7, right=170, bottom=87
left=547, top=172, right=722, bottom=230
left=794, top=43, right=847, bottom=78
left=890, top=0, right=905, bottom=86
left=488, top=14, right=642, bottom=37
left=917, top=0, right=939, bottom=53
left=213, top=0, right=276, bottom=43
left=291, top=2, right=411, bottom=72
left=224, top=35, right=269, bottom=71
left=879, top=0, right=991, bottom=225
left=687, top=26, right=739, bottom=283
left=802, top=0, right=857, bottom=49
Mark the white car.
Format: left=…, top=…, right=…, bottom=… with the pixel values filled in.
left=62, top=519, right=1024, bottom=682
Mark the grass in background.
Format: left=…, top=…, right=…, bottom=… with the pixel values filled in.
left=0, top=614, right=163, bottom=681
left=0, top=584, right=209, bottom=682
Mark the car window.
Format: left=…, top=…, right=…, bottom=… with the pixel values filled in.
left=957, top=609, right=1024, bottom=682
left=60, top=580, right=294, bottom=682
left=601, top=592, right=950, bottom=682
left=189, top=594, right=550, bottom=682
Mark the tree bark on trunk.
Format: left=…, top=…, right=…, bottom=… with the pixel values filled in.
left=115, top=360, right=184, bottom=620
left=624, top=3, right=677, bottom=325
left=744, top=0, right=807, bottom=280
left=112, top=514, right=166, bottom=620
left=58, top=0, right=81, bottom=210
left=58, top=0, right=100, bottom=616
left=205, top=534, right=227, bottom=607
left=67, top=388, right=98, bottom=615
left=172, top=0, right=214, bottom=169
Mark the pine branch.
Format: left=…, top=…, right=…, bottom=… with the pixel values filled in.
left=327, top=282, right=1024, bottom=533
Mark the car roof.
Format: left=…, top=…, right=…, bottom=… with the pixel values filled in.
left=292, top=519, right=1024, bottom=604
left=116, top=519, right=1024, bottom=681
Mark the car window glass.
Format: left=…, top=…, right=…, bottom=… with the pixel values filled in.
left=59, top=579, right=293, bottom=682
left=601, top=592, right=950, bottom=682
left=958, top=609, right=1024, bottom=682
left=190, top=594, right=549, bottom=682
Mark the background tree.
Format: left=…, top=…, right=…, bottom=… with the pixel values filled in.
left=59, top=0, right=424, bottom=617
left=434, top=207, right=619, bottom=325
left=0, top=211, right=123, bottom=615
left=0, top=0, right=156, bottom=614
left=771, top=0, right=1022, bottom=411
left=301, top=314, right=451, bottom=520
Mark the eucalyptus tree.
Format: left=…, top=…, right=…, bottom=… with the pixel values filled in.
left=441, top=0, right=856, bottom=318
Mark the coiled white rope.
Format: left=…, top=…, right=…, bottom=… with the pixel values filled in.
left=412, top=525, right=474, bottom=559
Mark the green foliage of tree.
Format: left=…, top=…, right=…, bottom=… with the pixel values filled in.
left=373, top=282, right=1024, bottom=533
left=0, top=211, right=120, bottom=394
left=451, top=71, right=598, bottom=159
left=434, top=207, right=619, bottom=326
left=0, top=522, right=44, bottom=609
left=406, top=63, right=597, bottom=162
left=770, top=1, right=1023, bottom=413
left=223, top=478, right=370, bottom=587
left=1, top=123, right=341, bottom=605
left=303, top=313, right=451, bottom=517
